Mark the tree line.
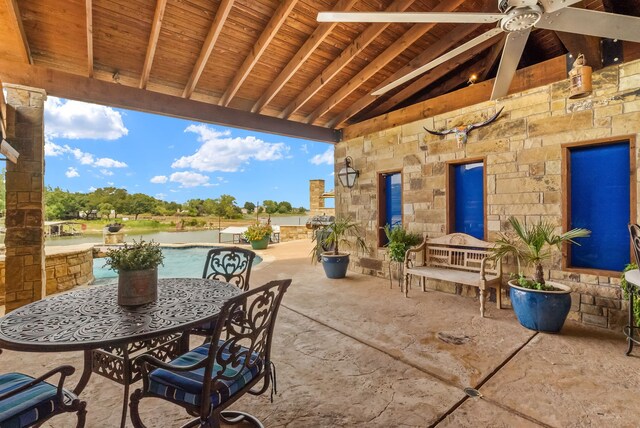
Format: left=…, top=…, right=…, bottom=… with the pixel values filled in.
left=43, top=187, right=306, bottom=220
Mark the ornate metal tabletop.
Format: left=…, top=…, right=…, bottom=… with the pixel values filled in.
left=0, top=278, right=241, bottom=352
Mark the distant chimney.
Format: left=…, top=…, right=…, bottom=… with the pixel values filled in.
left=309, top=179, right=325, bottom=216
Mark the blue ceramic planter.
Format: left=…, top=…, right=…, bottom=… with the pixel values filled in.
left=509, top=280, right=572, bottom=333
left=321, top=253, right=350, bottom=279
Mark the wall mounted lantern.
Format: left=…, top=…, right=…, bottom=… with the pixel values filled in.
left=337, top=156, right=359, bottom=188
left=568, top=53, right=592, bottom=99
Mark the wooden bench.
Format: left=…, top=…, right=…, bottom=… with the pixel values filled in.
left=403, top=233, right=503, bottom=317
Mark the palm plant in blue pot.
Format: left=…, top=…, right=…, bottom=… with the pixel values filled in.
left=312, top=217, right=367, bottom=279
left=490, top=217, right=590, bottom=333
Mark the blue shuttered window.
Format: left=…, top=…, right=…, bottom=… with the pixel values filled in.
left=385, top=173, right=402, bottom=228
left=569, top=142, right=630, bottom=271
left=452, top=162, right=484, bottom=239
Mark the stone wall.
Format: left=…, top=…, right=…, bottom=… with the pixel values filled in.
left=0, top=245, right=95, bottom=299
left=337, top=59, right=640, bottom=330
left=279, top=225, right=313, bottom=242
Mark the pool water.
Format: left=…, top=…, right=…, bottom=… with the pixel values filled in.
left=93, top=247, right=262, bottom=285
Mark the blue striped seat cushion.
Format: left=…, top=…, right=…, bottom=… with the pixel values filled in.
left=0, top=372, right=61, bottom=428
left=148, top=341, right=263, bottom=407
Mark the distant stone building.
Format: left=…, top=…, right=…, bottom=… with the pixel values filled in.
left=309, top=179, right=335, bottom=217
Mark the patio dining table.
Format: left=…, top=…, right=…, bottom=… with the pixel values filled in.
left=0, top=278, right=241, bottom=427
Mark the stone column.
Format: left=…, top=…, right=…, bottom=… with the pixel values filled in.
left=309, top=179, right=325, bottom=216
left=3, top=84, right=46, bottom=312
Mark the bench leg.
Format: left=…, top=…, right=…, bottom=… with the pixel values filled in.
left=496, top=285, right=502, bottom=309
left=479, top=287, right=486, bottom=318
left=404, top=272, right=410, bottom=298
left=421, top=277, right=426, bottom=293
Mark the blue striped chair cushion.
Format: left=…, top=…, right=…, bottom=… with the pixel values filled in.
left=148, top=341, right=263, bottom=407
left=0, top=372, right=60, bottom=428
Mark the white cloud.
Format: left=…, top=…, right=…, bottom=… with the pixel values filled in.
left=171, top=124, right=289, bottom=172
left=65, top=167, right=79, bottom=178
left=310, top=147, right=334, bottom=165
left=169, top=171, right=211, bottom=188
left=88, top=186, right=97, bottom=192
left=300, top=144, right=309, bottom=154
left=44, top=97, right=128, bottom=140
left=44, top=143, right=127, bottom=169
left=100, top=169, right=114, bottom=176
left=150, top=175, right=168, bottom=184
left=107, top=182, right=115, bottom=186
left=155, top=193, right=167, bottom=200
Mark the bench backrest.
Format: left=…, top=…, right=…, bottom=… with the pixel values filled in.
left=426, top=233, right=499, bottom=275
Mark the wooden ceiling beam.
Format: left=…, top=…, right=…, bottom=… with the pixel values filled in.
left=5, top=0, right=32, bottom=64
left=0, top=60, right=339, bottom=143
left=279, top=0, right=419, bottom=120
left=306, top=0, right=467, bottom=125
left=86, top=0, right=93, bottom=78
left=328, top=21, right=487, bottom=127
left=219, top=0, right=298, bottom=107
left=556, top=31, right=602, bottom=70
left=355, top=32, right=502, bottom=123
left=478, top=36, right=505, bottom=80
left=342, top=55, right=567, bottom=139
left=140, top=0, right=168, bottom=89
left=251, top=0, right=360, bottom=114
left=182, top=0, right=235, bottom=99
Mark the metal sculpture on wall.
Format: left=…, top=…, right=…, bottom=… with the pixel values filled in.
left=424, top=107, right=504, bottom=147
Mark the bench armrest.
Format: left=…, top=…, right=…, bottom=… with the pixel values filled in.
left=480, top=256, right=502, bottom=280
left=404, top=235, right=428, bottom=269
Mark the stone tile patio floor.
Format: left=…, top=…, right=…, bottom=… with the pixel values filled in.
left=1, top=239, right=639, bottom=427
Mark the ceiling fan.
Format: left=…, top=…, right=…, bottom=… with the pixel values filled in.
left=318, top=0, right=640, bottom=100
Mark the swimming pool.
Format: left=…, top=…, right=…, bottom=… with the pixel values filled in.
left=93, top=246, right=262, bottom=285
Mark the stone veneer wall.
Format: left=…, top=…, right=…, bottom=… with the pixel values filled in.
left=0, top=246, right=94, bottom=300
left=279, top=225, right=313, bottom=242
left=337, top=59, right=640, bottom=331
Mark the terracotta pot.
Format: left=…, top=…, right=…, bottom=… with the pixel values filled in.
left=118, top=268, right=158, bottom=306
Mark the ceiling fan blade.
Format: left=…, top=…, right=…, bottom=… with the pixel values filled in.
left=317, top=12, right=504, bottom=23
left=537, top=0, right=582, bottom=13
left=491, top=28, right=531, bottom=100
left=537, top=8, right=640, bottom=43
left=371, top=27, right=504, bottom=96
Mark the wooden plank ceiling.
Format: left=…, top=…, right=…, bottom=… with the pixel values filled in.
left=0, top=0, right=639, bottom=141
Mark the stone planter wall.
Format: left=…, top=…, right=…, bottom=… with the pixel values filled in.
left=0, top=245, right=94, bottom=304
left=279, top=225, right=313, bottom=242
left=337, top=59, right=640, bottom=330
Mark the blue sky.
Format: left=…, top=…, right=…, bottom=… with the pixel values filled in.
left=44, top=97, right=335, bottom=208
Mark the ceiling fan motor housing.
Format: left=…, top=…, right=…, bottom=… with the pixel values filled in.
left=500, top=5, right=542, bottom=31
left=499, top=0, right=539, bottom=12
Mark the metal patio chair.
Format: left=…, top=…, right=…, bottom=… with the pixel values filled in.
left=0, top=350, right=87, bottom=427
left=130, top=279, right=292, bottom=428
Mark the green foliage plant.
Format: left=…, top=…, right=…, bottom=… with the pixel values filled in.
left=621, top=263, right=640, bottom=327
left=384, top=224, right=422, bottom=262
left=244, top=223, right=273, bottom=241
left=490, top=217, right=590, bottom=291
left=312, top=217, right=368, bottom=262
left=104, top=239, right=164, bottom=273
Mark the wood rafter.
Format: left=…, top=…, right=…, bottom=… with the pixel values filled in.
left=5, top=0, right=32, bottom=64
left=329, top=21, right=488, bottom=127
left=251, top=0, right=360, bottom=114
left=0, top=60, right=339, bottom=142
left=140, top=0, right=168, bottom=89
left=306, top=0, right=467, bottom=125
left=342, top=55, right=567, bottom=139
left=219, top=0, right=298, bottom=107
left=362, top=32, right=502, bottom=120
left=556, top=31, right=602, bottom=70
left=279, top=0, right=418, bottom=120
left=479, top=36, right=505, bottom=80
left=182, top=0, right=235, bottom=98
left=86, top=0, right=93, bottom=77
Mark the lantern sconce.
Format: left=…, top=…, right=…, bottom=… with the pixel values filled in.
left=568, top=53, right=593, bottom=99
left=337, top=156, right=359, bottom=189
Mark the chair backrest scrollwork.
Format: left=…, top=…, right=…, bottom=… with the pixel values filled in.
left=202, top=247, right=256, bottom=291
left=200, top=279, right=291, bottom=411
left=628, top=224, right=640, bottom=265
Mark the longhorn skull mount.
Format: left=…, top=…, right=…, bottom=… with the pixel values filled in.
left=424, top=107, right=504, bottom=146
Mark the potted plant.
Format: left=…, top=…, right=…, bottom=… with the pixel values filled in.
left=490, top=217, right=590, bottom=333
left=104, top=239, right=164, bottom=306
left=244, top=223, right=273, bottom=250
left=384, top=224, right=422, bottom=287
left=312, top=217, right=367, bottom=279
